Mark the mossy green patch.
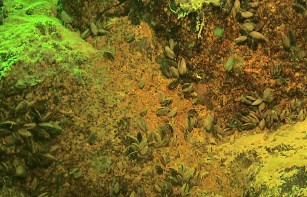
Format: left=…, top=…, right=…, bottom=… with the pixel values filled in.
left=0, top=0, right=95, bottom=80
left=213, top=27, right=224, bottom=37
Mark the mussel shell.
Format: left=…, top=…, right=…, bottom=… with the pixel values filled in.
left=242, top=123, right=257, bottom=130
left=242, top=22, right=256, bottom=32
left=168, top=79, right=180, bottom=90
left=262, top=88, right=274, bottom=103
left=203, top=114, right=214, bottom=131
left=240, top=11, right=254, bottom=18
left=247, top=37, right=259, bottom=50
left=235, top=36, right=248, bottom=44
left=280, top=31, right=291, bottom=51
left=258, top=118, right=266, bottom=130
left=288, top=29, right=297, bottom=46
left=160, top=62, right=172, bottom=78
left=239, top=28, right=249, bottom=36
left=178, top=58, right=187, bottom=76
left=15, top=165, right=27, bottom=178
left=90, top=22, right=98, bottom=36
left=156, top=107, right=170, bottom=116
left=164, top=46, right=176, bottom=60
left=169, top=66, right=180, bottom=78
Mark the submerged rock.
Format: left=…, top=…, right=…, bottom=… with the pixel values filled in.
left=216, top=120, right=307, bottom=196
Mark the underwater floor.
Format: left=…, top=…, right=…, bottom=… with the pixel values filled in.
left=0, top=0, right=306, bottom=196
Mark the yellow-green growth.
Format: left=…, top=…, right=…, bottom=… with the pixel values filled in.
left=173, top=0, right=221, bottom=18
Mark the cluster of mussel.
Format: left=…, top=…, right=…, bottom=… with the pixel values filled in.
left=201, top=88, right=306, bottom=136
left=230, top=0, right=297, bottom=51
left=80, top=21, right=112, bottom=39
left=122, top=96, right=174, bottom=161
left=108, top=175, right=154, bottom=197
left=159, top=39, right=199, bottom=104
left=120, top=121, right=200, bottom=195
left=235, top=88, right=306, bottom=132
left=123, top=122, right=174, bottom=161
left=158, top=43, right=306, bottom=135
left=154, top=165, right=200, bottom=196
left=124, top=131, right=152, bottom=161
left=109, top=165, right=200, bottom=197
left=0, top=100, right=62, bottom=194
left=155, top=91, right=180, bottom=118
left=229, top=0, right=268, bottom=50
left=58, top=10, right=112, bottom=39
left=193, top=88, right=306, bottom=138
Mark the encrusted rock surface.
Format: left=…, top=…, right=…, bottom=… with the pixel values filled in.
left=215, top=120, right=307, bottom=196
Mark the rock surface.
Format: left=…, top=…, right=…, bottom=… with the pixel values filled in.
left=215, top=120, right=307, bottom=196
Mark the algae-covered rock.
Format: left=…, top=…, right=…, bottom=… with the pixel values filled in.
left=215, top=120, right=307, bottom=196
left=0, top=0, right=95, bottom=79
